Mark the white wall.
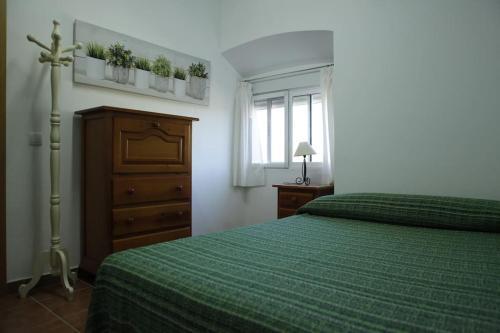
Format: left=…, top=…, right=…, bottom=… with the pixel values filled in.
left=221, top=0, right=500, bottom=206
left=6, top=0, right=246, bottom=281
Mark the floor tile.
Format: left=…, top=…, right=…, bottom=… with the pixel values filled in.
left=30, top=279, right=91, bottom=303
left=34, top=288, right=92, bottom=331
left=0, top=292, right=30, bottom=311
left=0, top=279, right=92, bottom=332
left=0, top=295, right=74, bottom=333
left=61, top=309, right=88, bottom=332
left=21, top=319, right=76, bottom=333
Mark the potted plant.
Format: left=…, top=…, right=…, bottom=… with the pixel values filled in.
left=173, top=67, right=187, bottom=97
left=152, top=55, right=171, bottom=92
left=106, top=42, right=134, bottom=84
left=187, top=62, right=208, bottom=99
left=134, top=57, right=151, bottom=89
left=85, top=42, right=106, bottom=80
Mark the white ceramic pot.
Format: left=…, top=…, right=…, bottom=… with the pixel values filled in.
left=174, top=78, right=186, bottom=97
left=134, top=68, right=150, bottom=90
left=169, top=77, right=175, bottom=93
left=155, top=75, right=169, bottom=92
left=148, top=73, right=155, bottom=88
left=86, top=57, right=105, bottom=80
left=188, top=76, right=207, bottom=100
left=112, top=66, right=130, bottom=84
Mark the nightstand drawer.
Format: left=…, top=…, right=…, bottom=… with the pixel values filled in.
left=112, top=202, right=191, bottom=237
left=279, top=191, right=314, bottom=209
left=273, top=184, right=334, bottom=220
left=113, top=175, right=191, bottom=206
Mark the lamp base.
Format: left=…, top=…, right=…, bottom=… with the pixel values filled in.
left=295, top=176, right=311, bottom=185
left=295, top=156, right=311, bottom=185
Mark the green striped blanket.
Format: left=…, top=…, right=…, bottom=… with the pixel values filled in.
left=86, top=213, right=500, bottom=332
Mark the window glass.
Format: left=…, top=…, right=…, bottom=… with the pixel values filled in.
left=270, top=98, right=285, bottom=163
left=251, top=89, right=324, bottom=167
left=252, top=95, right=286, bottom=166
left=292, top=95, right=310, bottom=162
left=311, top=93, right=323, bottom=162
left=252, top=100, right=267, bottom=164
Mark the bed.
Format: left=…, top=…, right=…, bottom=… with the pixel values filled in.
left=86, top=193, right=500, bottom=332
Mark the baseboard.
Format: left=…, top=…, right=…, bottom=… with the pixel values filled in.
left=0, top=266, right=93, bottom=296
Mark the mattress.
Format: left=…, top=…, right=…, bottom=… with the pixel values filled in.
left=86, top=194, right=500, bottom=332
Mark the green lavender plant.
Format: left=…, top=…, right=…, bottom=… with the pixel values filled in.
left=152, top=56, right=171, bottom=77
left=174, top=67, right=186, bottom=80
left=86, top=42, right=106, bottom=60
left=106, top=43, right=134, bottom=68
left=134, top=57, right=151, bottom=71
left=188, top=62, right=208, bottom=79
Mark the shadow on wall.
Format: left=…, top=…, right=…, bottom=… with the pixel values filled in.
left=28, top=59, right=50, bottom=258
left=222, top=30, right=333, bottom=78
left=71, top=116, right=81, bottom=251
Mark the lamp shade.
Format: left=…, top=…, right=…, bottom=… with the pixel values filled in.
left=294, top=141, right=316, bottom=157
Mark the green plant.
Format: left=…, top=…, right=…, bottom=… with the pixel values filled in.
left=188, top=62, right=208, bottom=79
left=152, top=55, right=171, bottom=77
left=106, top=43, right=134, bottom=68
left=134, top=57, right=151, bottom=71
left=86, top=42, right=106, bottom=60
left=174, top=67, right=186, bottom=80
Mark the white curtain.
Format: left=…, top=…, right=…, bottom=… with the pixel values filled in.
left=320, top=66, right=334, bottom=185
left=232, top=82, right=265, bottom=187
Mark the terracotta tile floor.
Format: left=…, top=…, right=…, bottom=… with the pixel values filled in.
left=0, top=280, right=92, bottom=332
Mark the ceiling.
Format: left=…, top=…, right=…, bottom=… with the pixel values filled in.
left=222, top=30, right=333, bottom=78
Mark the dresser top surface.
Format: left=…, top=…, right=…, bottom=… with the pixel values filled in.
left=272, top=183, right=334, bottom=191
left=75, top=105, right=199, bottom=122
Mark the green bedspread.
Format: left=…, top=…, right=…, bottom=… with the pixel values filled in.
left=86, top=213, right=500, bottom=332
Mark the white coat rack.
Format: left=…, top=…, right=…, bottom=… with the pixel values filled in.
left=19, top=20, right=82, bottom=301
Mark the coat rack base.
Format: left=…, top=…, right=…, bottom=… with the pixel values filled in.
left=18, top=248, right=76, bottom=301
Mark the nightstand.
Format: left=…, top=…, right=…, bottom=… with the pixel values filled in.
left=272, top=184, right=334, bottom=219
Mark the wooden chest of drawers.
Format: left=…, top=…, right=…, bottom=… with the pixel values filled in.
left=76, top=106, right=198, bottom=275
left=272, top=184, right=334, bottom=218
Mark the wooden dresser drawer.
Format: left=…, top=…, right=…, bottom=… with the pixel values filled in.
left=113, top=175, right=191, bottom=206
left=113, top=202, right=190, bottom=237
left=112, top=227, right=191, bottom=252
left=113, top=117, right=191, bottom=173
left=279, top=191, right=314, bottom=209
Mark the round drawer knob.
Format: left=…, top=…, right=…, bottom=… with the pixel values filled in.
left=127, top=217, right=135, bottom=223
left=152, top=121, right=161, bottom=128
left=176, top=185, right=184, bottom=192
left=127, top=187, right=136, bottom=195
left=177, top=211, right=184, bottom=217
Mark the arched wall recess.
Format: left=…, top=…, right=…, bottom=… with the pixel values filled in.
left=222, top=30, right=333, bottom=79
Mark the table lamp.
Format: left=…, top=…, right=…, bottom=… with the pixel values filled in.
left=294, top=142, right=316, bottom=185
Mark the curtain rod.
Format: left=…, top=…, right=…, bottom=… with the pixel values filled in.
left=243, top=64, right=333, bottom=83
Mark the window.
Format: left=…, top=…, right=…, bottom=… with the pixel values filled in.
left=291, top=89, right=323, bottom=163
left=251, top=88, right=323, bottom=168
left=251, top=92, right=288, bottom=167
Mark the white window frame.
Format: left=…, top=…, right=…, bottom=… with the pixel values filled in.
left=252, top=91, right=289, bottom=169
left=289, top=87, right=322, bottom=168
